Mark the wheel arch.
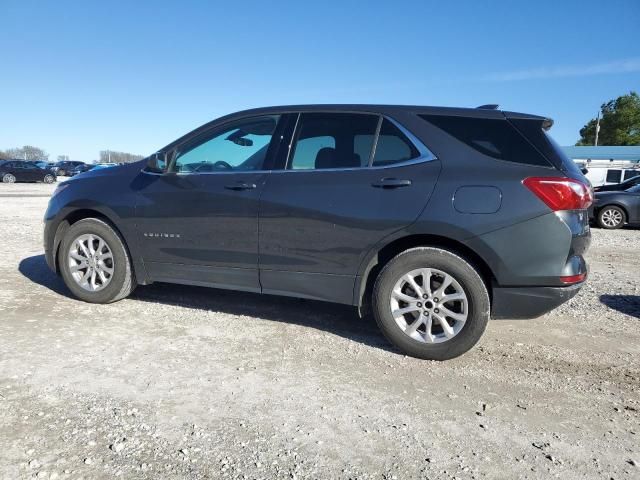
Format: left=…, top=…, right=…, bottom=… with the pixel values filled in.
left=52, top=208, right=144, bottom=283
left=595, top=202, right=628, bottom=222
left=355, top=234, right=497, bottom=313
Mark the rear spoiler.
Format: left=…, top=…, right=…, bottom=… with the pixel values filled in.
left=502, top=110, right=554, bottom=131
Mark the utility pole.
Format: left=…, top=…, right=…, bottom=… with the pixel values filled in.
left=594, top=112, right=600, bottom=146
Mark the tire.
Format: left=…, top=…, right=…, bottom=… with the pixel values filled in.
left=43, top=174, right=55, bottom=183
left=59, top=218, right=136, bottom=303
left=372, top=247, right=490, bottom=360
left=597, top=206, right=625, bottom=229
left=2, top=173, right=16, bottom=183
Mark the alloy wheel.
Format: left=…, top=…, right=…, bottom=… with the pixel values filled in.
left=68, top=234, right=114, bottom=292
left=2, top=173, right=16, bottom=183
left=601, top=208, right=623, bottom=228
left=44, top=174, right=55, bottom=183
left=389, top=268, right=468, bottom=344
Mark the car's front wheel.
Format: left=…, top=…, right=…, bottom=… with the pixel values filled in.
left=372, top=247, right=489, bottom=360
left=59, top=218, right=135, bottom=303
left=43, top=174, right=55, bottom=183
left=597, top=206, right=625, bottom=229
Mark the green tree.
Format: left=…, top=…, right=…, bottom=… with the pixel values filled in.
left=577, top=92, right=640, bottom=146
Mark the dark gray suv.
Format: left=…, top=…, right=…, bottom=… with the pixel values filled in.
left=44, top=105, right=592, bottom=360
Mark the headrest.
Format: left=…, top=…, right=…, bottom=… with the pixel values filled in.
left=315, top=147, right=337, bottom=169
left=314, top=148, right=361, bottom=169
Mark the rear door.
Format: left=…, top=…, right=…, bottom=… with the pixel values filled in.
left=24, top=162, right=42, bottom=181
left=258, top=112, right=441, bottom=304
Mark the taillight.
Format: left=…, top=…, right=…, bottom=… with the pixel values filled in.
left=560, top=272, right=587, bottom=284
left=523, top=177, right=593, bottom=211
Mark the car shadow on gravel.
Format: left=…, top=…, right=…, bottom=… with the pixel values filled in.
left=19, top=254, right=396, bottom=353
left=600, top=294, right=640, bottom=319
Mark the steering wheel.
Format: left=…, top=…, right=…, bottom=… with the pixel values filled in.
left=212, top=160, right=233, bottom=170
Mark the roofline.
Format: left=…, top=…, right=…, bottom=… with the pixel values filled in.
left=156, top=104, right=548, bottom=154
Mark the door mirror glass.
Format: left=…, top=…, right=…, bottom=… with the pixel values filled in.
left=146, top=152, right=166, bottom=173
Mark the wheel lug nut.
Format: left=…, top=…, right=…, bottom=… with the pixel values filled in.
left=423, top=294, right=428, bottom=299
left=417, top=302, right=422, bottom=307
left=434, top=308, right=440, bottom=314
left=434, top=298, right=439, bottom=303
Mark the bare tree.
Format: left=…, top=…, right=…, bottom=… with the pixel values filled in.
left=57, top=155, right=70, bottom=162
left=3, top=145, right=49, bottom=161
left=98, top=150, right=144, bottom=164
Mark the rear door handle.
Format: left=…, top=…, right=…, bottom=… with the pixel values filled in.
left=371, top=178, right=412, bottom=189
left=225, top=181, right=257, bottom=191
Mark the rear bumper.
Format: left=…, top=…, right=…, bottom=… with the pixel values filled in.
left=491, top=282, right=583, bottom=319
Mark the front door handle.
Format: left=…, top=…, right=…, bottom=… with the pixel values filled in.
left=225, top=181, right=257, bottom=191
left=371, top=178, right=412, bottom=189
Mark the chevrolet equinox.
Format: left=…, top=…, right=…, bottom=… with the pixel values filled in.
left=44, top=105, right=592, bottom=360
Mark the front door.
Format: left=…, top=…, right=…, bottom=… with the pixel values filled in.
left=258, top=112, right=441, bottom=304
left=135, top=114, right=283, bottom=292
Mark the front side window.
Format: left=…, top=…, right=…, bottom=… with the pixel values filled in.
left=174, top=115, right=280, bottom=173
left=288, top=113, right=379, bottom=170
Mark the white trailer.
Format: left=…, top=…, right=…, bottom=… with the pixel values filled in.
left=573, top=159, right=640, bottom=187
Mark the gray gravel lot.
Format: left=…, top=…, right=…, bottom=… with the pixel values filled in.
left=0, top=182, right=638, bottom=479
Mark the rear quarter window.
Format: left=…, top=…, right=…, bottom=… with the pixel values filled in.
left=421, top=115, right=551, bottom=167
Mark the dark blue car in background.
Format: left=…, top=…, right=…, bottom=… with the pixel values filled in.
left=590, top=184, right=640, bottom=229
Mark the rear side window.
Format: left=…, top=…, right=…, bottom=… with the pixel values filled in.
left=623, top=170, right=639, bottom=181
left=422, top=115, right=550, bottom=167
left=290, top=136, right=335, bottom=170
left=372, top=119, right=420, bottom=166
left=288, top=113, right=379, bottom=170
left=606, top=169, right=622, bottom=183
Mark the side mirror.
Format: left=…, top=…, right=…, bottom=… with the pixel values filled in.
left=145, top=152, right=167, bottom=173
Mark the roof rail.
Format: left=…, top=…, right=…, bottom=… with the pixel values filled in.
left=477, top=104, right=499, bottom=110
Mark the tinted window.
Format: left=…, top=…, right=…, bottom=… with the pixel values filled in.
left=627, top=184, right=640, bottom=193
left=423, top=115, right=550, bottom=167
left=372, top=119, right=420, bottom=166
left=606, top=169, right=622, bottom=183
left=288, top=113, right=378, bottom=170
left=174, top=115, right=280, bottom=173
left=623, top=170, right=639, bottom=181
left=290, top=136, right=335, bottom=170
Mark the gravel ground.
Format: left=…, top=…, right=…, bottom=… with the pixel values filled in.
left=0, top=182, right=638, bottom=480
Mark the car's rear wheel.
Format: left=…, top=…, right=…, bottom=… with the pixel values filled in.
left=372, top=247, right=489, bottom=360
left=2, top=173, right=16, bottom=183
left=59, top=218, right=135, bottom=303
left=43, top=174, right=55, bottom=183
left=597, top=206, right=625, bottom=229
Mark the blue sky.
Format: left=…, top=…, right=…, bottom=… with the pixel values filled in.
left=1, top=0, right=638, bottom=161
